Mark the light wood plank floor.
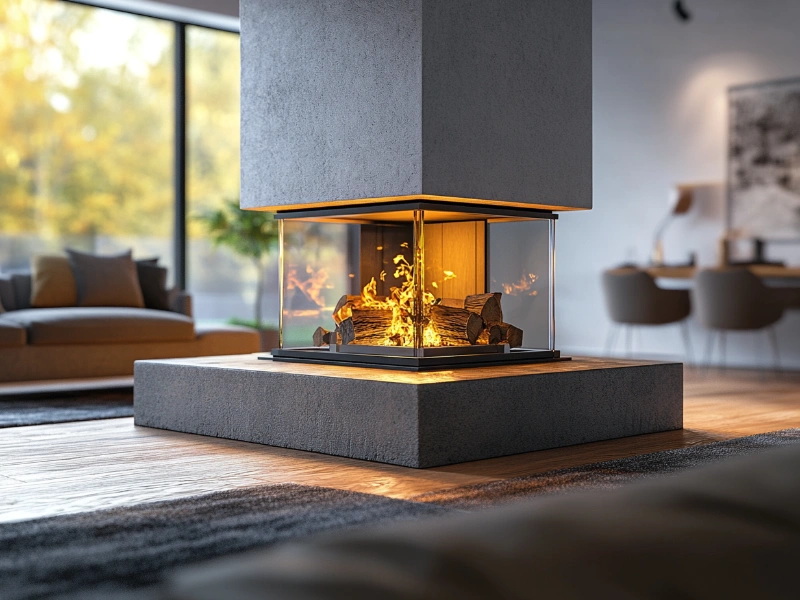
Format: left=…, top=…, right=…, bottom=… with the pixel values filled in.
left=1, top=365, right=799, bottom=523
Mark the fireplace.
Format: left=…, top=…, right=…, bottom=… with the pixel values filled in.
left=134, top=0, right=684, bottom=469
left=269, top=201, right=561, bottom=370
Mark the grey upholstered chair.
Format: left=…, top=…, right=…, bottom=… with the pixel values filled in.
left=601, top=268, right=692, bottom=359
left=692, top=268, right=784, bottom=369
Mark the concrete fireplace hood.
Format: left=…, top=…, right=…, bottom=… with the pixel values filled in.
left=240, top=0, right=592, bottom=213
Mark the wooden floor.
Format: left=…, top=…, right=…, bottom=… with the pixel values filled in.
left=1, top=364, right=800, bottom=523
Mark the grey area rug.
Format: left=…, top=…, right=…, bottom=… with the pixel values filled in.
left=413, top=428, right=800, bottom=509
left=0, top=483, right=453, bottom=600
left=3, top=430, right=799, bottom=600
left=0, top=388, right=133, bottom=428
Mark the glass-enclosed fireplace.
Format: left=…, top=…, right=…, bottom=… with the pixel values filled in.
left=268, top=201, right=560, bottom=371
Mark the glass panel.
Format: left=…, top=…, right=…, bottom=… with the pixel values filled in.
left=184, top=26, right=262, bottom=327
left=488, top=218, right=554, bottom=350
left=0, top=0, right=174, bottom=272
left=280, top=220, right=352, bottom=348
left=278, top=207, right=556, bottom=355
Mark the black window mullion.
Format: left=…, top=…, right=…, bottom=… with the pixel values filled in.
left=174, top=22, right=187, bottom=290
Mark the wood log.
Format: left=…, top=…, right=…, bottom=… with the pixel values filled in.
left=499, top=322, right=524, bottom=348
left=464, top=293, right=503, bottom=326
left=312, top=326, right=330, bottom=347
left=430, top=305, right=484, bottom=346
left=476, top=325, right=503, bottom=345
left=340, top=309, right=393, bottom=345
left=437, top=297, right=464, bottom=309
left=333, top=294, right=387, bottom=324
left=487, top=324, right=503, bottom=344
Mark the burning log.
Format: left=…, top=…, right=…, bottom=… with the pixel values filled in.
left=430, top=305, right=484, bottom=346
left=333, top=294, right=387, bottom=325
left=499, top=322, right=524, bottom=348
left=340, top=309, right=393, bottom=345
left=464, top=293, right=503, bottom=326
left=436, top=298, right=464, bottom=309
left=312, top=326, right=332, bottom=347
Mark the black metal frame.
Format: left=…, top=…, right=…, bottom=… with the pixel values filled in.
left=267, top=348, right=567, bottom=372
left=173, top=22, right=187, bottom=290
left=273, top=200, right=558, bottom=223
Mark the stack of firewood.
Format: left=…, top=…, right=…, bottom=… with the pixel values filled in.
left=312, top=292, right=523, bottom=348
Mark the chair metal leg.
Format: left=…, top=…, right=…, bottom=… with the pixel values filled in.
left=625, top=325, right=634, bottom=358
left=679, top=320, right=694, bottom=366
left=703, top=330, right=717, bottom=375
left=768, top=327, right=781, bottom=375
left=604, top=325, right=620, bottom=356
left=719, top=331, right=727, bottom=372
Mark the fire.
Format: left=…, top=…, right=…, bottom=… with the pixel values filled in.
left=358, top=254, right=442, bottom=347
left=501, top=273, right=538, bottom=296
left=286, top=265, right=333, bottom=316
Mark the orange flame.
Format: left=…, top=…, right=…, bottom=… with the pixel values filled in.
left=501, top=273, right=538, bottom=296
left=286, top=266, right=333, bottom=316
left=358, top=254, right=442, bottom=347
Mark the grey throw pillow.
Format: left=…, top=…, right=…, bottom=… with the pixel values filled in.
left=136, top=259, right=170, bottom=311
left=66, top=249, right=145, bottom=308
left=0, top=274, right=13, bottom=312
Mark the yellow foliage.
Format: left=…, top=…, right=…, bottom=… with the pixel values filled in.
left=0, top=0, right=240, bottom=243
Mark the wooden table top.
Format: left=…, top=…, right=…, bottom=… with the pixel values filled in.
left=646, top=265, right=800, bottom=280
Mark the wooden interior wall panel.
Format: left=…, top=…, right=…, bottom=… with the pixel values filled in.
left=359, top=225, right=413, bottom=296
left=425, top=221, right=486, bottom=299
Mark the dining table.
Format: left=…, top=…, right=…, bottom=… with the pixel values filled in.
left=645, top=265, right=800, bottom=309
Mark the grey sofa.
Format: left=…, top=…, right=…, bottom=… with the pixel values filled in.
left=0, top=271, right=260, bottom=383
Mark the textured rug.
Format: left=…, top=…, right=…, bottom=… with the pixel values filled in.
left=0, top=483, right=453, bottom=600
left=0, top=388, right=133, bottom=428
left=413, top=428, right=800, bottom=509
left=3, top=430, right=799, bottom=599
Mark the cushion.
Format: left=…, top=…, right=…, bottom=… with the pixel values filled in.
left=66, top=249, right=145, bottom=308
left=0, top=274, right=14, bottom=312
left=3, top=307, right=194, bottom=345
left=136, top=259, right=170, bottom=311
left=30, top=255, right=78, bottom=308
left=10, top=272, right=32, bottom=310
left=0, top=318, right=26, bottom=347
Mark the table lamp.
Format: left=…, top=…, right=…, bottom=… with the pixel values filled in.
left=650, top=185, right=694, bottom=266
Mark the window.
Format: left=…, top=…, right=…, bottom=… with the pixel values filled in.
left=1, top=0, right=252, bottom=325
left=186, top=26, right=271, bottom=326
left=0, top=0, right=174, bottom=272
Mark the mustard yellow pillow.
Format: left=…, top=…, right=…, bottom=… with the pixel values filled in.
left=30, top=255, right=78, bottom=308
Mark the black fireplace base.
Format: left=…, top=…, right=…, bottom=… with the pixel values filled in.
left=267, top=347, right=567, bottom=372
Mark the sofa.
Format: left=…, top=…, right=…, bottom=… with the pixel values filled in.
left=0, top=270, right=260, bottom=383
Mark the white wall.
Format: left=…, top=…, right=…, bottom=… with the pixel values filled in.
left=559, top=0, right=800, bottom=368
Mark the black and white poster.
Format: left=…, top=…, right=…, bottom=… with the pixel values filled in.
left=728, top=77, right=800, bottom=239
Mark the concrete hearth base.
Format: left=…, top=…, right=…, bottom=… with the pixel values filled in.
left=133, top=355, right=683, bottom=468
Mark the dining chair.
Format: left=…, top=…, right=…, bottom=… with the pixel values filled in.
left=692, top=268, right=784, bottom=370
left=601, top=268, right=692, bottom=360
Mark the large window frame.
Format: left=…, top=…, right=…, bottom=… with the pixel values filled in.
left=60, top=0, right=240, bottom=290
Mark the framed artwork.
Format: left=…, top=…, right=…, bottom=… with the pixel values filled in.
left=728, top=77, right=800, bottom=239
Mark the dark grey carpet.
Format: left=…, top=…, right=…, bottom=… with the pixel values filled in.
left=3, top=430, right=799, bottom=599
left=0, top=388, right=133, bottom=428
left=0, top=483, right=453, bottom=600
left=413, top=428, right=800, bottom=509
